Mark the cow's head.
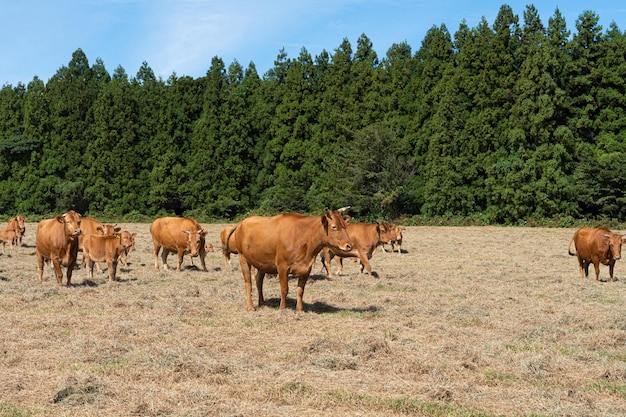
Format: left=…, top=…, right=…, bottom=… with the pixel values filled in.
left=15, top=215, right=26, bottom=232
left=376, top=221, right=395, bottom=245
left=604, top=233, right=624, bottom=260
left=57, top=210, right=82, bottom=237
left=183, top=229, right=208, bottom=257
left=205, top=242, right=215, bottom=253
left=97, top=224, right=122, bottom=236
left=322, top=207, right=352, bottom=252
left=120, top=231, right=137, bottom=251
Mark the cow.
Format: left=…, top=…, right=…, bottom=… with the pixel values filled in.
left=82, top=233, right=134, bottom=282
left=7, top=215, right=26, bottom=246
left=381, top=224, right=404, bottom=254
left=118, top=230, right=137, bottom=266
left=35, top=210, right=82, bottom=287
left=226, top=207, right=352, bottom=312
left=150, top=217, right=208, bottom=271
left=0, top=228, right=19, bottom=255
left=568, top=227, right=626, bottom=282
left=321, top=221, right=395, bottom=278
left=78, top=218, right=121, bottom=271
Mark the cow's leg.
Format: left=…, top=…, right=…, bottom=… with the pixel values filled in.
left=295, top=275, right=308, bottom=312
left=321, top=249, right=334, bottom=278
left=609, top=261, right=616, bottom=282
left=66, top=259, right=75, bottom=287
left=37, top=253, right=45, bottom=284
left=153, top=244, right=162, bottom=270
left=239, top=256, right=255, bottom=311
left=580, top=259, right=589, bottom=279
left=592, top=261, right=601, bottom=281
left=277, top=267, right=290, bottom=310
left=51, top=258, right=64, bottom=287
left=176, top=249, right=185, bottom=271
left=108, top=259, right=117, bottom=282
left=335, top=257, right=344, bottom=275
left=199, top=250, right=208, bottom=272
left=255, top=269, right=266, bottom=307
left=161, top=248, right=171, bottom=270
left=87, top=258, right=95, bottom=279
left=357, top=251, right=374, bottom=276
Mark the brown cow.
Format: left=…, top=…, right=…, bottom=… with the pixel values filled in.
left=381, top=224, right=404, bottom=254
left=322, top=221, right=395, bottom=278
left=150, top=217, right=208, bottom=271
left=35, top=210, right=82, bottom=287
left=7, top=215, right=26, bottom=246
left=78, top=218, right=121, bottom=271
left=0, top=228, right=19, bottom=255
left=118, top=230, right=137, bottom=266
left=82, top=233, right=134, bottom=282
left=227, top=207, right=352, bottom=312
left=568, top=227, right=626, bottom=282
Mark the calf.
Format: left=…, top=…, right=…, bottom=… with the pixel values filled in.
left=568, top=227, right=626, bottom=282
left=322, top=221, right=395, bottom=277
left=79, top=218, right=121, bottom=271
left=381, top=224, right=404, bottom=254
left=118, top=230, right=137, bottom=266
left=0, top=228, right=19, bottom=255
left=82, top=234, right=132, bottom=282
left=7, top=215, right=26, bottom=246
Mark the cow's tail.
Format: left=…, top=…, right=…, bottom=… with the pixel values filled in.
left=568, top=236, right=577, bottom=256
left=224, top=224, right=238, bottom=262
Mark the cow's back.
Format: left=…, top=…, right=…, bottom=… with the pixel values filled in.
left=151, top=217, right=202, bottom=250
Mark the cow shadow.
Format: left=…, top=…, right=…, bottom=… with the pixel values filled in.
left=76, top=279, right=100, bottom=287
left=260, top=297, right=379, bottom=315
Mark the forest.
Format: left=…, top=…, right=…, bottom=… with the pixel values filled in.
left=0, top=4, right=625, bottom=225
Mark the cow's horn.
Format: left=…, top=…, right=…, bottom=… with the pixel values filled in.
left=337, top=206, right=351, bottom=213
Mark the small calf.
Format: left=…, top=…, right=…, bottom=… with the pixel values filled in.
left=0, top=228, right=18, bottom=255
left=82, top=234, right=129, bottom=282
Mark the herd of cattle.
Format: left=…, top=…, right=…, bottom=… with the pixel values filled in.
left=0, top=210, right=622, bottom=311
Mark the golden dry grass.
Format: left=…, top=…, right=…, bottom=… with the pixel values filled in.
left=1, top=223, right=625, bottom=417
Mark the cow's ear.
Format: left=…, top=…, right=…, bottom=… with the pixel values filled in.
left=114, top=227, right=122, bottom=232
left=55, top=215, right=64, bottom=223
left=344, top=215, right=351, bottom=223
left=96, top=227, right=104, bottom=234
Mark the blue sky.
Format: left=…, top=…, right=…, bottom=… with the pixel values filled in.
left=2, top=1, right=626, bottom=86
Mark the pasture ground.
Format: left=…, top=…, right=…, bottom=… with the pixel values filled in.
left=1, top=223, right=625, bottom=417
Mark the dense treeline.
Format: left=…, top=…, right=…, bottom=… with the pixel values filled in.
left=1, top=4, right=625, bottom=224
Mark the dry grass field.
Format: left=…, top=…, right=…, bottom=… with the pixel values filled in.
left=1, top=222, right=625, bottom=417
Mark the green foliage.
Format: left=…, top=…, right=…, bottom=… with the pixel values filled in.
left=0, top=6, right=625, bottom=223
